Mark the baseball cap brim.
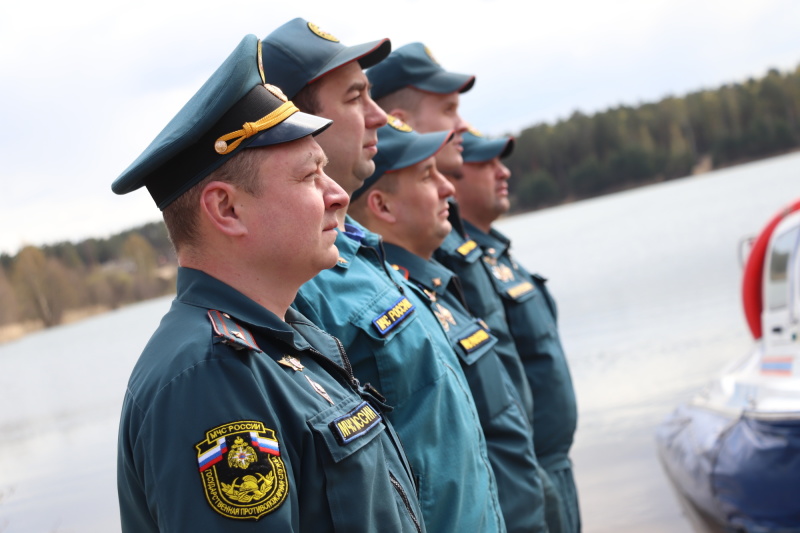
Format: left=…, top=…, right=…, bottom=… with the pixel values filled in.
left=310, top=38, right=391, bottom=84
left=390, top=129, right=454, bottom=171
left=411, top=70, right=475, bottom=95
left=352, top=128, right=454, bottom=200
left=463, top=137, right=515, bottom=163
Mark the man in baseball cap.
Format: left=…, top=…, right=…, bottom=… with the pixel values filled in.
left=261, top=20, right=506, bottom=532
left=444, top=128, right=582, bottom=533
left=350, top=118, right=552, bottom=533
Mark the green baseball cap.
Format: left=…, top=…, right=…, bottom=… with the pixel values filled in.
left=367, top=42, right=475, bottom=101
left=261, top=18, right=391, bottom=99
left=461, top=128, right=515, bottom=163
left=112, top=34, right=331, bottom=209
left=352, top=116, right=453, bottom=200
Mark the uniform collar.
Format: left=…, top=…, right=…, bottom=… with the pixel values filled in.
left=463, top=220, right=510, bottom=258
left=176, top=267, right=313, bottom=351
left=332, top=215, right=386, bottom=270
left=383, top=242, right=454, bottom=297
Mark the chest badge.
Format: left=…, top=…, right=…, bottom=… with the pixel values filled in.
left=278, top=355, right=304, bottom=372
left=491, top=263, right=515, bottom=282
left=306, top=375, right=335, bottom=405
left=195, top=421, right=288, bottom=520
left=433, top=302, right=457, bottom=332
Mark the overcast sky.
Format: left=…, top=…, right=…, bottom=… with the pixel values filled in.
left=1, top=0, right=798, bottom=256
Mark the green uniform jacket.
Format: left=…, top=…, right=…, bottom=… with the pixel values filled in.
left=461, top=220, right=581, bottom=533
left=118, top=267, right=425, bottom=533
left=293, top=218, right=505, bottom=533
left=384, top=242, right=549, bottom=533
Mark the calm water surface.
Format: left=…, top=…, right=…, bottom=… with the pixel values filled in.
left=1, top=151, right=798, bottom=532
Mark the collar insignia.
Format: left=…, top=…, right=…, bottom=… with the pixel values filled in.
left=208, top=310, right=262, bottom=352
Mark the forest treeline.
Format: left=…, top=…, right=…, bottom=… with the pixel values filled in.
left=505, top=64, right=800, bottom=211
left=2, top=62, right=799, bottom=333
left=0, top=222, right=176, bottom=331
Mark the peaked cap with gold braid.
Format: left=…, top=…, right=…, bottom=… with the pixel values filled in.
left=112, top=34, right=331, bottom=209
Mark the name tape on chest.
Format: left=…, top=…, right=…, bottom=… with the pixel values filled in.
left=372, top=296, right=415, bottom=335
left=195, top=420, right=288, bottom=520
left=507, top=281, right=535, bottom=299
left=329, top=401, right=383, bottom=445
left=458, top=326, right=492, bottom=353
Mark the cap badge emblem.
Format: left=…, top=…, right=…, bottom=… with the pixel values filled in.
left=387, top=114, right=412, bottom=133
left=423, top=46, right=439, bottom=64
left=307, top=22, right=340, bottom=42
left=264, top=84, right=288, bottom=102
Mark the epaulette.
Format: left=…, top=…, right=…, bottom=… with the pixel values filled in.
left=207, top=310, right=262, bottom=352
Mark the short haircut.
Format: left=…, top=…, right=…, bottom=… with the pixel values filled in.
left=348, top=172, right=400, bottom=222
left=292, top=81, right=323, bottom=115
left=374, top=87, right=422, bottom=115
left=162, top=147, right=265, bottom=252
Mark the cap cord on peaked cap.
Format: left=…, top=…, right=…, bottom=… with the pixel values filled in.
left=367, top=42, right=475, bottom=101
left=351, top=116, right=453, bottom=200
left=461, top=128, right=515, bottom=163
left=111, top=34, right=331, bottom=210
left=261, top=18, right=391, bottom=100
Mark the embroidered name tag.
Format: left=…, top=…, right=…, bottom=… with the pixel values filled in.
left=329, top=401, right=382, bottom=445
left=372, top=297, right=415, bottom=335
left=507, top=281, right=535, bottom=299
left=457, top=239, right=478, bottom=256
left=458, top=327, right=492, bottom=353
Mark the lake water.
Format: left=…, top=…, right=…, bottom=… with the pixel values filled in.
left=1, top=151, right=798, bottom=532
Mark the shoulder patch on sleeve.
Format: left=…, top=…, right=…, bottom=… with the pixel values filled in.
left=195, top=421, right=288, bottom=520
left=208, top=310, right=262, bottom=352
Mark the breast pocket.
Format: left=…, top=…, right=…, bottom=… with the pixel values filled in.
left=450, top=323, right=509, bottom=420
left=309, top=398, right=422, bottom=532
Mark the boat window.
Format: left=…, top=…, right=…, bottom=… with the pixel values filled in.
left=766, top=226, right=800, bottom=310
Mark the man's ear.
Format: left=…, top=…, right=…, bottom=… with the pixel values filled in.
left=366, top=189, right=397, bottom=224
left=199, top=181, right=248, bottom=237
left=387, top=108, right=408, bottom=123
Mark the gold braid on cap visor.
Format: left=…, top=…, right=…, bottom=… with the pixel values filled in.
left=214, top=101, right=299, bottom=155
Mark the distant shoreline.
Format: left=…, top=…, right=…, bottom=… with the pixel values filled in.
left=0, top=305, right=115, bottom=345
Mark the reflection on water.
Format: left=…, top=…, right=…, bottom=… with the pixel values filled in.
left=1, top=151, right=799, bottom=532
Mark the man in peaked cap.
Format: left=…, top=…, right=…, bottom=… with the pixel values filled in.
left=348, top=117, right=551, bottom=533
left=369, top=45, right=577, bottom=532
left=113, top=34, right=425, bottom=533
left=261, top=20, right=506, bottom=532
left=446, top=129, right=582, bottom=533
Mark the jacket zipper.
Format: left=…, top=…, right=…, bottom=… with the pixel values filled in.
left=389, top=470, right=422, bottom=533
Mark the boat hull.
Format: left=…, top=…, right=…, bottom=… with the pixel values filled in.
left=656, top=404, right=800, bottom=532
